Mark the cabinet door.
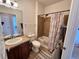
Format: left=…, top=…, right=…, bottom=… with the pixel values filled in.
left=7, top=46, right=19, bottom=59
left=20, top=42, right=32, bottom=59
left=7, top=42, right=32, bottom=59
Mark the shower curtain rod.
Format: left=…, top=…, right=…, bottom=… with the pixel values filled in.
left=40, top=10, right=70, bottom=15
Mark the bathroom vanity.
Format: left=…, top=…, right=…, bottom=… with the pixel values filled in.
left=5, top=36, right=32, bottom=59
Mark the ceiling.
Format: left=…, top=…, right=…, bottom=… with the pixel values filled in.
left=38, top=0, right=63, bottom=6
left=14, top=0, right=63, bottom=6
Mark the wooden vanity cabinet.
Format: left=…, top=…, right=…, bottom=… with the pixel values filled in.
left=6, top=41, right=32, bottom=59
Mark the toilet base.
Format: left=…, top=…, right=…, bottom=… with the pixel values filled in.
left=32, top=47, right=39, bottom=53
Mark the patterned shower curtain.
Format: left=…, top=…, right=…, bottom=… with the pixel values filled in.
left=48, top=13, right=64, bottom=52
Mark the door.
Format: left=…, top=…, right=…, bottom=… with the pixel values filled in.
left=61, top=0, right=79, bottom=59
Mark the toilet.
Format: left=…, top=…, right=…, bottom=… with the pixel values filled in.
left=32, top=36, right=48, bottom=52
left=27, top=34, right=41, bottom=53
left=32, top=40, right=41, bottom=53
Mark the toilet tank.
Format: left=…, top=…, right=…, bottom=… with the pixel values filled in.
left=38, top=36, right=49, bottom=43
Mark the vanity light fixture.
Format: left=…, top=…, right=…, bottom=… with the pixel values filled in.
left=6, top=0, right=11, bottom=5
left=0, top=0, right=18, bottom=9
left=10, top=1, right=18, bottom=9
left=13, top=2, right=18, bottom=7
left=0, top=0, right=2, bottom=4
left=11, top=1, right=18, bottom=7
left=0, top=0, right=2, bottom=3
left=5, top=0, right=11, bottom=7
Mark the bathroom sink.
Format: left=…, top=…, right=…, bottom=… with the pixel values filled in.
left=5, top=37, right=22, bottom=45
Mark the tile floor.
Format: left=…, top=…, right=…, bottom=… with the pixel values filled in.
left=28, top=46, right=50, bottom=59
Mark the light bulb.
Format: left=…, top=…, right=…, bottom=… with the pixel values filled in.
left=6, top=0, right=11, bottom=4
left=0, top=0, right=2, bottom=3
left=13, top=2, right=18, bottom=7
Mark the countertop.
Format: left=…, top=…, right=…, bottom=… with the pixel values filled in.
left=5, top=36, right=31, bottom=50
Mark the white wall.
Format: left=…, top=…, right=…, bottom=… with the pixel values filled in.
left=45, top=0, right=72, bottom=14
left=38, top=2, right=45, bottom=15
left=18, top=0, right=45, bottom=36
left=18, top=0, right=36, bottom=35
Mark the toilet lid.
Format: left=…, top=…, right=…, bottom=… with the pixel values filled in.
left=32, top=41, right=40, bottom=46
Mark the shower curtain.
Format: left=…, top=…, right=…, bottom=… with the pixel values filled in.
left=48, top=12, right=64, bottom=52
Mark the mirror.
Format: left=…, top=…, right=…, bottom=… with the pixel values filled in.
left=0, top=6, right=23, bottom=39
